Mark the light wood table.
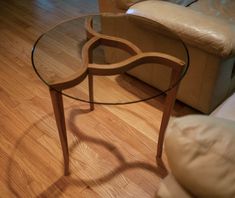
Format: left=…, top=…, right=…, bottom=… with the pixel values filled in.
left=32, top=13, right=189, bottom=175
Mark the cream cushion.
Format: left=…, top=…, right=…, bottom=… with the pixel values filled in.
left=157, top=174, right=192, bottom=198
left=165, top=115, right=235, bottom=198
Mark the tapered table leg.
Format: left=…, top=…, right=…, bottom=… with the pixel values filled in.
left=156, top=68, right=182, bottom=161
left=88, top=73, right=94, bottom=111
left=49, top=88, right=69, bottom=175
left=156, top=86, right=178, bottom=160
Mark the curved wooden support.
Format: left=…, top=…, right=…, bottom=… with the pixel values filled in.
left=50, top=16, right=185, bottom=98
left=88, top=52, right=185, bottom=76
left=82, top=36, right=101, bottom=66
left=51, top=16, right=186, bottom=91
left=50, top=68, right=88, bottom=90
left=50, top=15, right=144, bottom=90
left=85, top=17, right=142, bottom=55
left=50, top=37, right=100, bottom=90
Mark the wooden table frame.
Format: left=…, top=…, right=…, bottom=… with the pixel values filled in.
left=49, top=17, right=185, bottom=175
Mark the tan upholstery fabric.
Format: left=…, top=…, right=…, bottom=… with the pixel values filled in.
left=189, top=0, right=235, bottom=22
left=165, top=115, right=235, bottom=198
left=114, top=0, right=198, bottom=10
left=157, top=174, right=192, bottom=198
left=127, top=1, right=235, bottom=57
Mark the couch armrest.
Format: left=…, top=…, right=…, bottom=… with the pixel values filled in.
left=127, top=1, right=235, bottom=58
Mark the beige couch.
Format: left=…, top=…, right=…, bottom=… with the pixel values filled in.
left=157, top=92, right=235, bottom=198
left=98, top=0, right=235, bottom=113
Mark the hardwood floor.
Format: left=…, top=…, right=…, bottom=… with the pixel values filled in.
left=0, top=0, right=198, bottom=197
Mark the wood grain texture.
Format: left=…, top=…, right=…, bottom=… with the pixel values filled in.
left=0, top=0, right=199, bottom=197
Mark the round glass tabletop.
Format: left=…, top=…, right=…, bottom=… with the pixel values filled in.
left=32, top=13, right=189, bottom=105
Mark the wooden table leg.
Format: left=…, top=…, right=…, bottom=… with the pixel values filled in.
left=88, top=73, right=94, bottom=111
left=156, top=86, right=178, bottom=160
left=156, top=68, right=182, bottom=161
left=49, top=88, right=69, bottom=176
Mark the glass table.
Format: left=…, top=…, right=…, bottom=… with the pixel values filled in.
left=32, top=13, right=189, bottom=175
